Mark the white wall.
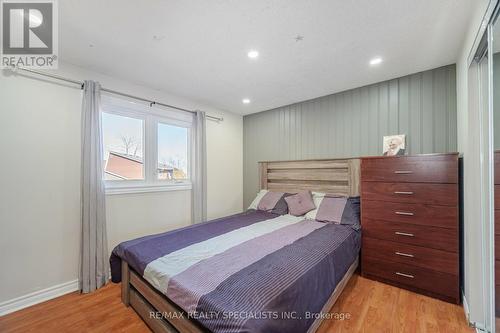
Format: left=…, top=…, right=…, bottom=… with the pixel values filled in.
left=0, top=61, right=243, bottom=305
left=456, top=0, right=492, bottom=327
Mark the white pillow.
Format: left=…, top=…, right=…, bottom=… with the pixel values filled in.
left=305, top=192, right=326, bottom=220
left=248, top=190, right=269, bottom=210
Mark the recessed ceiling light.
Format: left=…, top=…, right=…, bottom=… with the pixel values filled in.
left=153, top=35, right=165, bottom=41
left=369, top=57, right=383, bottom=66
left=247, top=50, right=259, bottom=59
left=242, top=98, right=251, bottom=104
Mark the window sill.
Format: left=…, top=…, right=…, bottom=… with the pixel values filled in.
left=105, top=183, right=192, bottom=195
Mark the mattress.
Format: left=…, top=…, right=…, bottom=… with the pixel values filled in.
left=110, top=210, right=361, bottom=333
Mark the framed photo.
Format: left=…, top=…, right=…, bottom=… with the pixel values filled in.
left=383, top=134, right=406, bottom=156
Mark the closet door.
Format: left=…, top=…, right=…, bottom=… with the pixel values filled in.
left=468, top=11, right=496, bottom=331
left=493, top=10, right=500, bottom=331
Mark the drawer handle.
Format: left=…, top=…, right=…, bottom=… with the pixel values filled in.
left=395, top=251, right=414, bottom=258
left=394, top=191, right=414, bottom=195
left=394, top=170, right=413, bottom=174
left=395, top=272, right=414, bottom=279
left=395, top=231, right=414, bottom=237
left=395, top=211, right=414, bottom=216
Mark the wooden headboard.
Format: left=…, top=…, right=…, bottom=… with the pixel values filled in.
left=259, top=158, right=360, bottom=196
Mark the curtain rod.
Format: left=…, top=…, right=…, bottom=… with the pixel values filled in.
left=8, top=66, right=224, bottom=122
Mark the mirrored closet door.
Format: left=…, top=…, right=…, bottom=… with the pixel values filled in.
left=469, top=4, right=498, bottom=332
left=475, top=35, right=495, bottom=333
left=494, top=8, right=500, bottom=332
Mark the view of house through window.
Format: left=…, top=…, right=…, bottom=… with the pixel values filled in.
left=101, top=99, right=191, bottom=187
left=102, top=112, right=144, bottom=180
left=157, top=123, right=188, bottom=180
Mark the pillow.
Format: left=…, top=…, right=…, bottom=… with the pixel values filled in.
left=257, top=191, right=284, bottom=211
left=268, top=193, right=293, bottom=215
left=341, top=196, right=361, bottom=227
left=284, top=191, right=316, bottom=216
left=248, top=190, right=290, bottom=215
left=305, top=192, right=326, bottom=220
left=309, top=195, right=360, bottom=227
left=315, top=196, right=348, bottom=223
left=248, top=190, right=268, bottom=210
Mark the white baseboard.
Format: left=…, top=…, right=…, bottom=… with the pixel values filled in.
left=463, top=291, right=471, bottom=324
left=463, top=292, right=491, bottom=332
left=0, top=279, right=79, bottom=316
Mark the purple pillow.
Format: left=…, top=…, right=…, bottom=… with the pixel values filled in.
left=254, top=191, right=292, bottom=215
left=315, top=196, right=347, bottom=223
left=257, top=191, right=284, bottom=211
left=316, top=195, right=360, bottom=229
left=285, top=191, right=316, bottom=216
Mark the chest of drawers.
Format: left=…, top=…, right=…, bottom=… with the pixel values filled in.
left=360, top=153, right=460, bottom=304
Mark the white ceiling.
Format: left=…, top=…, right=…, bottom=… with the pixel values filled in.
left=59, top=0, right=478, bottom=115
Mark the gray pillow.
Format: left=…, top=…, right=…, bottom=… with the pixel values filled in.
left=270, top=193, right=293, bottom=215
left=341, top=196, right=361, bottom=230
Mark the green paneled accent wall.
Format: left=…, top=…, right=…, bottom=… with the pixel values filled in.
left=243, top=64, right=457, bottom=205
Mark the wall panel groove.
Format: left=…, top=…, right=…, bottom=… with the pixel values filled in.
left=243, top=64, right=457, bottom=205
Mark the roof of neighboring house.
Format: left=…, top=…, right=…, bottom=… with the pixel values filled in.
left=104, top=151, right=186, bottom=180
left=104, top=152, right=144, bottom=180
left=107, top=151, right=143, bottom=164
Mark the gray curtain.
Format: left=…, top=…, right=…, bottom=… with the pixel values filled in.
left=192, top=111, right=207, bottom=224
left=80, top=80, right=109, bottom=293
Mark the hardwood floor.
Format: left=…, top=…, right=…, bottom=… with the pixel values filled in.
left=0, top=274, right=472, bottom=333
left=316, top=274, right=472, bottom=333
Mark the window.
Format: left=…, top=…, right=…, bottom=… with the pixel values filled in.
left=101, top=96, right=192, bottom=194
left=157, top=123, right=189, bottom=180
left=102, top=113, right=144, bottom=180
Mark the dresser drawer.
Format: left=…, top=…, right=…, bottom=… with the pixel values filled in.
left=362, top=256, right=459, bottom=301
left=497, top=213, right=500, bottom=236
left=362, top=200, right=457, bottom=229
left=361, top=155, right=458, bottom=184
left=363, top=219, right=458, bottom=252
left=363, top=237, right=458, bottom=275
left=496, top=260, right=500, bottom=282
left=496, top=211, right=500, bottom=235
left=495, top=185, right=500, bottom=208
left=497, top=283, right=500, bottom=317
left=361, top=182, right=457, bottom=206
left=495, top=152, right=500, bottom=185
left=496, top=235, right=500, bottom=260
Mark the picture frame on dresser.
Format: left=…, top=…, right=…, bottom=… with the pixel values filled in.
left=360, top=153, right=461, bottom=304
left=382, top=134, right=406, bottom=156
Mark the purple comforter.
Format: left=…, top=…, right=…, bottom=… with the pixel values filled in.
left=110, top=210, right=360, bottom=333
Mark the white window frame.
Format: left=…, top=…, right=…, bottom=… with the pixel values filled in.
left=101, top=95, right=193, bottom=195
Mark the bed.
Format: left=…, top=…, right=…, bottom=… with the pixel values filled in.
left=110, top=158, right=361, bottom=333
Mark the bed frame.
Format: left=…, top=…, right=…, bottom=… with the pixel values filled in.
left=121, top=158, right=361, bottom=333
